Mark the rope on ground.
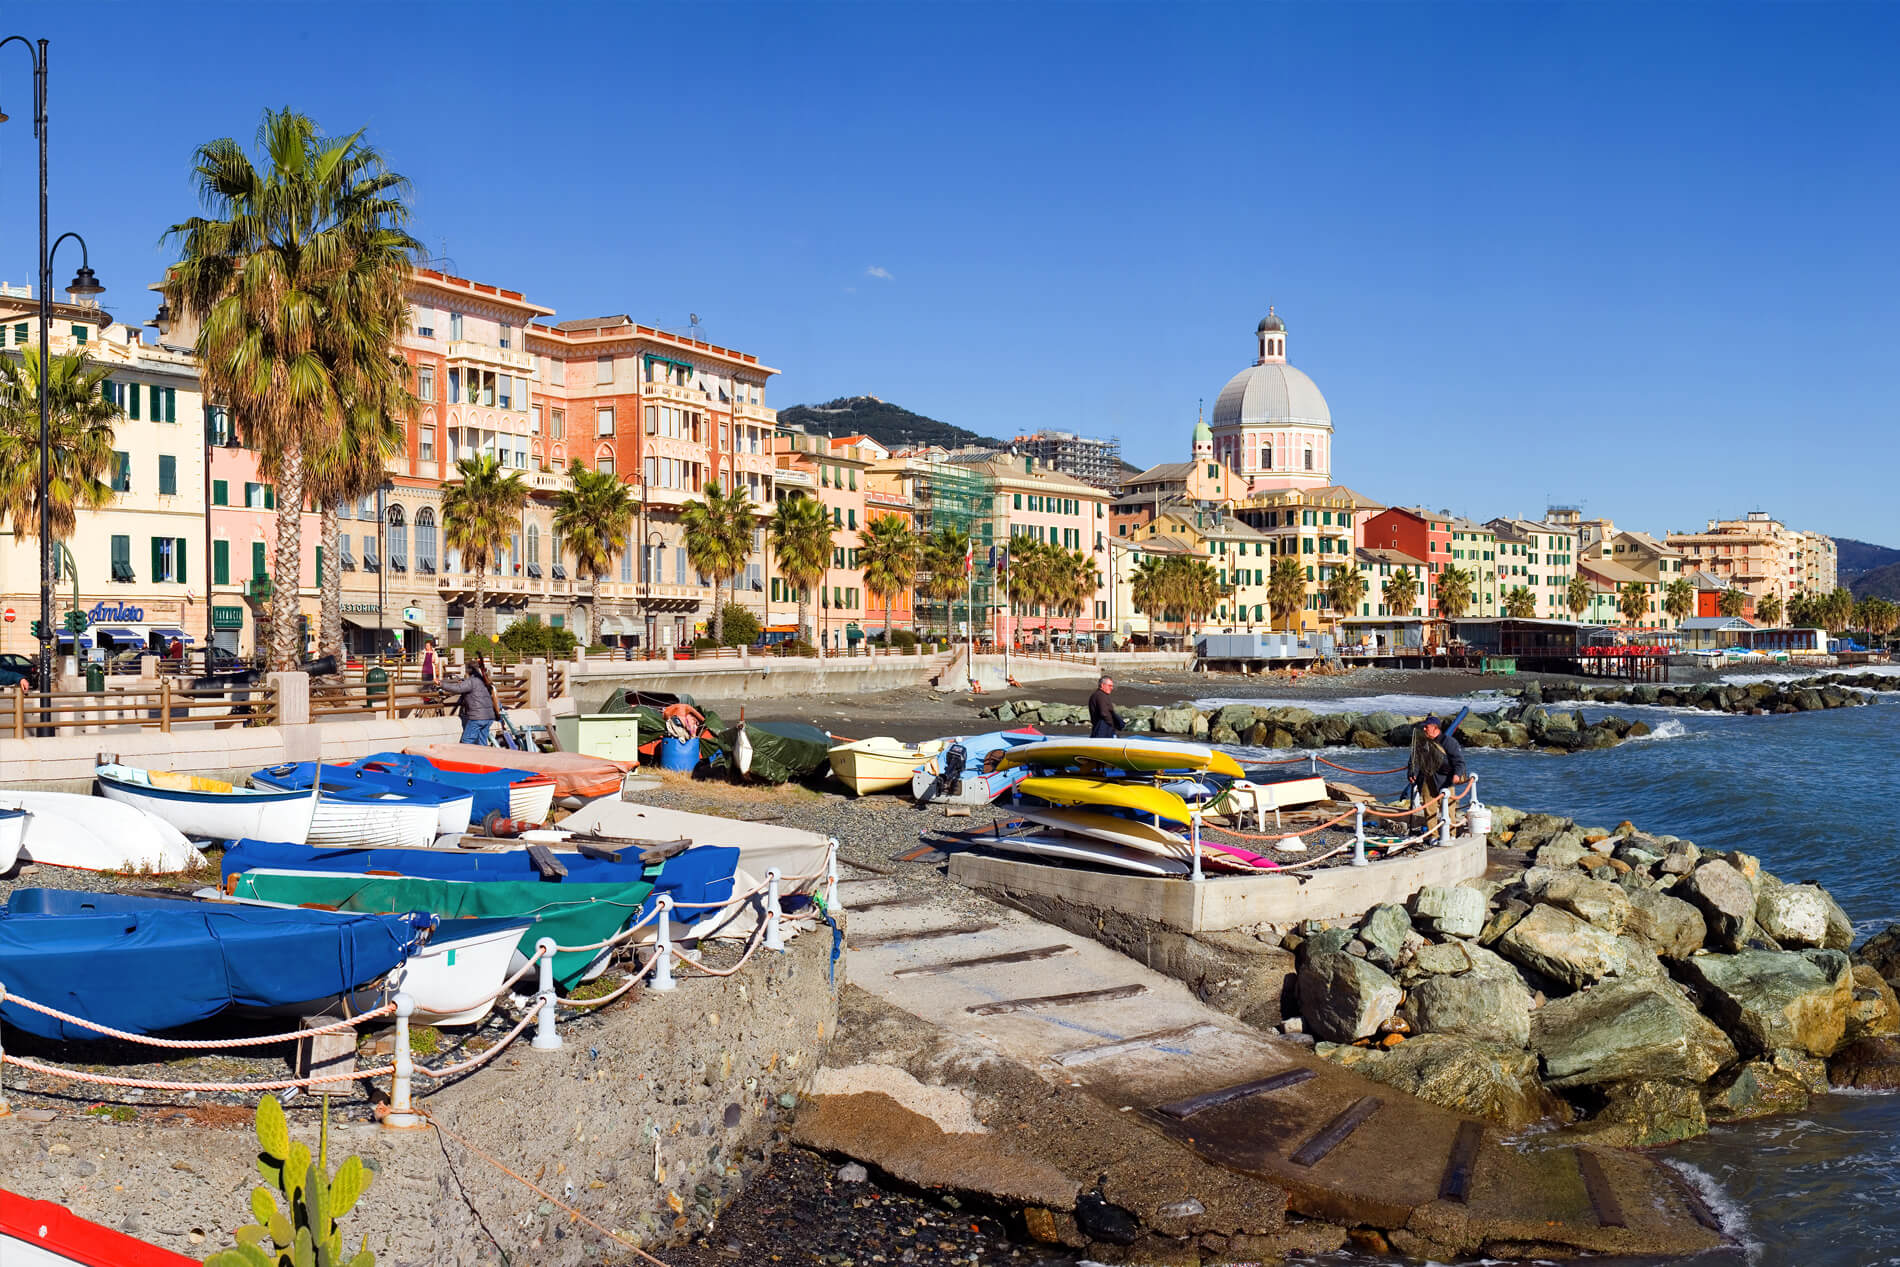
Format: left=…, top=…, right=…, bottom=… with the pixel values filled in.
left=420, top=1109, right=671, bottom=1267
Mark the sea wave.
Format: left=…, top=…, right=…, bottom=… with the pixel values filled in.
left=1627, top=719, right=1690, bottom=742
left=1663, top=1161, right=1760, bottom=1264
left=1192, top=690, right=1515, bottom=716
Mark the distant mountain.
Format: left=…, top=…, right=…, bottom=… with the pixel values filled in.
left=1852, top=561, right=1900, bottom=601
left=777, top=396, right=1003, bottom=452
left=1837, top=537, right=1900, bottom=582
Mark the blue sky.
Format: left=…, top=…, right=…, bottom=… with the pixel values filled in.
left=2, top=2, right=1894, bottom=545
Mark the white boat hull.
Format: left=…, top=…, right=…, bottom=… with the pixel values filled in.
left=508, top=782, right=555, bottom=824
left=0, top=792, right=205, bottom=874
left=984, top=832, right=1191, bottom=876
left=96, top=771, right=317, bottom=845
left=0, top=809, right=24, bottom=872
left=230, top=916, right=527, bottom=1026
left=305, top=796, right=442, bottom=850
left=829, top=742, right=937, bottom=795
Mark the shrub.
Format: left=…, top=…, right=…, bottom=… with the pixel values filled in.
left=718, top=602, right=761, bottom=647
left=889, top=629, right=919, bottom=650
left=692, top=636, right=718, bottom=651
left=205, top=1095, right=375, bottom=1267
left=495, top=616, right=578, bottom=659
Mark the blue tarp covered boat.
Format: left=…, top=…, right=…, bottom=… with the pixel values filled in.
left=251, top=761, right=474, bottom=837
left=220, top=839, right=741, bottom=914
left=340, top=752, right=555, bottom=825
left=0, top=890, right=431, bottom=1041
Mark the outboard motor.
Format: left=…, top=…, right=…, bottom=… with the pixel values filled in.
left=299, top=655, right=338, bottom=677
left=920, top=741, right=968, bottom=806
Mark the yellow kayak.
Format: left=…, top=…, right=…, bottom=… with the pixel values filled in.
left=997, top=738, right=1244, bottom=779
left=1017, top=776, right=1193, bottom=824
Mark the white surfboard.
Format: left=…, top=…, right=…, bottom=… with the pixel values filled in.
left=1010, top=806, right=1191, bottom=859
left=981, top=832, right=1191, bottom=877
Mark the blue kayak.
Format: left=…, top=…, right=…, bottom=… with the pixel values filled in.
left=0, top=890, right=431, bottom=1041
left=221, top=838, right=741, bottom=914
left=343, top=751, right=553, bottom=824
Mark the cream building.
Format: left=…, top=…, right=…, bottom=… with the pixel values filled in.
left=1486, top=517, right=1580, bottom=619
left=0, top=290, right=207, bottom=663
left=1665, top=512, right=1835, bottom=606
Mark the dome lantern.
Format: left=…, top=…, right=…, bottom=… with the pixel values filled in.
left=1256, top=306, right=1286, bottom=364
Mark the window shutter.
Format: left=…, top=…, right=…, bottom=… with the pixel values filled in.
left=164, top=388, right=177, bottom=423
left=175, top=537, right=187, bottom=582
left=314, top=546, right=322, bottom=585
left=212, top=480, right=227, bottom=505
left=129, top=384, right=141, bottom=420
left=151, top=538, right=163, bottom=582
left=252, top=541, right=266, bottom=578
left=214, top=540, right=229, bottom=585
left=264, top=485, right=275, bottom=510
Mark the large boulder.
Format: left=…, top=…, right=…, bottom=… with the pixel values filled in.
left=1318, top=1034, right=1561, bottom=1129
left=1847, top=964, right=1900, bottom=1041
left=1361, top=710, right=1403, bottom=737
left=1357, top=904, right=1412, bottom=968
left=1536, top=873, right=1631, bottom=935
left=1677, top=860, right=1756, bottom=952
left=1857, top=924, right=1900, bottom=985
left=1496, top=904, right=1662, bottom=991
left=1755, top=884, right=1832, bottom=949
left=1682, top=949, right=1856, bottom=1058
left=1296, top=952, right=1402, bottom=1043
left=1828, top=1037, right=1900, bottom=1091
left=1531, top=976, right=1735, bottom=1088
left=1400, top=972, right=1532, bottom=1048
left=1151, top=707, right=1198, bottom=736
left=1820, top=890, right=1856, bottom=952
left=1410, top=885, right=1485, bottom=939
left=1576, top=1080, right=1710, bottom=1148
left=1213, top=704, right=1256, bottom=736
left=1704, top=1054, right=1817, bottom=1122
left=1622, top=888, right=1707, bottom=960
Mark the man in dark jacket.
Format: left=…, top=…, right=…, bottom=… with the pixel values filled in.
left=1088, top=676, right=1124, bottom=738
left=1408, top=714, right=1468, bottom=832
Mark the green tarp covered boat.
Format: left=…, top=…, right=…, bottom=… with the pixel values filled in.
left=225, top=870, right=658, bottom=989
left=594, top=689, right=832, bottom=785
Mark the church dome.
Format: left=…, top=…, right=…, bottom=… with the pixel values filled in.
left=1192, top=415, right=1213, bottom=445
left=1256, top=308, right=1285, bottom=333
left=1212, top=361, right=1330, bottom=431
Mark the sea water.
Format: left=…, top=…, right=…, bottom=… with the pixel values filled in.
left=1212, top=688, right=1898, bottom=1267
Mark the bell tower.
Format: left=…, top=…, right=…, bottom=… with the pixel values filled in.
left=1256, top=307, right=1286, bottom=365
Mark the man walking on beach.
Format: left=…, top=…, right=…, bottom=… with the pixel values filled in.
left=1088, top=676, right=1124, bottom=738
left=1408, top=714, right=1468, bottom=833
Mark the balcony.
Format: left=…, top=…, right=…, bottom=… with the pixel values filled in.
left=527, top=468, right=572, bottom=493
left=774, top=468, right=814, bottom=490
left=641, top=380, right=708, bottom=407
left=734, top=401, right=776, bottom=423
left=447, top=340, right=533, bottom=373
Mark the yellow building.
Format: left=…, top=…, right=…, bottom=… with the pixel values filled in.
left=1137, top=506, right=1275, bottom=630
left=0, top=291, right=207, bottom=663
left=1232, top=484, right=1383, bottom=632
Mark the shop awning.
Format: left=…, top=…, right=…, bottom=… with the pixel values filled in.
left=93, top=626, right=141, bottom=642
left=149, top=627, right=195, bottom=645
left=339, top=616, right=385, bottom=630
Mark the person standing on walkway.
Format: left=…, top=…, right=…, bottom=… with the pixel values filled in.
left=418, top=638, right=438, bottom=686
left=437, top=654, right=498, bottom=745
left=1408, top=714, right=1468, bottom=832
left=1088, top=675, right=1124, bottom=739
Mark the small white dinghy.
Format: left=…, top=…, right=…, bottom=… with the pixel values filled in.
left=96, top=763, right=318, bottom=845
left=0, top=791, right=205, bottom=874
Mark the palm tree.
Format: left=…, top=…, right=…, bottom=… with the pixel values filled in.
left=442, top=454, right=526, bottom=640
left=1565, top=573, right=1593, bottom=620
left=770, top=493, right=833, bottom=653
left=1057, top=548, right=1101, bottom=644
left=857, top=513, right=919, bottom=638
left=0, top=348, right=120, bottom=548
left=1504, top=586, right=1537, bottom=619
left=1129, top=554, right=1167, bottom=645
left=1434, top=564, right=1474, bottom=621
left=1268, top=555, right=1308, bottom=631
left=551, top=463, right=636, bottom=645
left=164, top=107, right=419, bottom=670
left=681, top=481, right=753, bottom=644
left=1756, top=591, right=1784, bottom=627
left=1383, top=567, right=1420, bottom=620
left=1717, top=587, right=1748, bottom=620
left=1619, top=581, right=1650, bottom=626
left=1823, top=586, right=1857, bottom=634
left=308, top=395, right=408, bottom=661
left=1663, top=576, right=1694, bottom=625
left=1325, top=564, right=1368, bottom=628
left=919, top=527, right=970, bottom=640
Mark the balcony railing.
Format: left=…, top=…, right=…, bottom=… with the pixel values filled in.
left=447, top=340, right=533, bottom=372
left=733, top=402, right=776, bottom=422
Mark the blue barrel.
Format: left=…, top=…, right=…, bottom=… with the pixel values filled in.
left=660, top=734, right=698, bottom=772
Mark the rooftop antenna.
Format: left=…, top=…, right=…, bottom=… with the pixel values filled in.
left=687, top=312, right=705, bottom=340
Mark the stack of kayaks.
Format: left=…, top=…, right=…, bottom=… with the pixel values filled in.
left=986, top=738, right=1279, bottom=876
left=250, top=762, right=460, bottom=846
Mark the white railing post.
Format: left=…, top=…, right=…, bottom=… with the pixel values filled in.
left=531, top=938, right=561, bottom=1051
left=764, top=868, right=786, bottom=951
left=1308, top=751, right=1318, bottom=776
left=650, top=897, right=677, bottom=992
left=1189, top=809, right=1204, bottom=883
left=1438, top=792, right=1453, bottom=848
left=1352, top=802, right=1368, bottom=867
left=825, top=838, right=841, bottom=910
left=383, top=992, right=423, bottom=1130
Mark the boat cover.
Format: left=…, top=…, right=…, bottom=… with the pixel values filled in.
left=251, top=761, right=468, bottom=809
left=710, top=720, right=832, bottom=784
left=404, top=744, right=629, bottom=798
left=0, top=890, right=429, bottom=1041
left=222, top=839, right=738, bottom=912
left=223, top=873, right=657, bottom=989
left=345, top=751, right=546, bottom=820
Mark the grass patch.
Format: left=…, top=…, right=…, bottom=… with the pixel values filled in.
left=568, top=973, right=629, bottom=1002
left=85, top=1104, right=137, bottom=1123
left=409, top=1025, right=441, bottom=1056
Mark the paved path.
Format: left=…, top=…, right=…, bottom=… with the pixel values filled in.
left=829, top=871, right=1731, bottom=1259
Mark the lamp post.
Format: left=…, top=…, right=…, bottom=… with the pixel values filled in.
left=3, top=35, right=106, bottom=710
left=643, top=528, right=665, bottom=657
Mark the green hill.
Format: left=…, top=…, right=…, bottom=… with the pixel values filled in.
left=1837, top=537, right=1900, bottom=582
left=776, top=396, right=1002, bottom=452
left=1851, top=561, right=1900, bottom=601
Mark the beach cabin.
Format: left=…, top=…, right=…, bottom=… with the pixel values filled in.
left=1451, top=618, right=1589, bottom=672
left=1677, top=616, right=1756, bottom=653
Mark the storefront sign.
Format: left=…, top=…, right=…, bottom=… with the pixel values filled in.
left=212, top=606, right=245, bottom=631
left=401, top=606, right=424, bottom=624
left=88, top=601, right=144, bottom=623
left=341, top=603, right=381, bottom=614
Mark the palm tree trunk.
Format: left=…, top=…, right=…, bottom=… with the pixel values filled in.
left=713, top=574, right=726, bottom=645
left=269, top=449, right=306, bottom=672
left=589, top=573, right=601, bottom=648
left=471, top=558, right=487, bottom=641
left=797, top=592, right=811, bottom=650
left=318, top=504, right=343, bottom=663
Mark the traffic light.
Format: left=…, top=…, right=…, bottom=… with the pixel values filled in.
left=29, top=620, right=41, bottom=640
left=63, top=610, right=88, bottom=634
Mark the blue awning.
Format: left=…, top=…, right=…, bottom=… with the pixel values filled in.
left=54, top=633, right=94, bottom=647
left=149, top=627, right=195, bottom=644
left=94, top=626, right=140, bottom=641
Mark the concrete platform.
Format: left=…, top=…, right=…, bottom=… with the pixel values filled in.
left=948, top=833, right=1487, bottom=932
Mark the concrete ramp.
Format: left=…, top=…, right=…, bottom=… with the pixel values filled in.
left=824, top=875, right=1731, bottom=1260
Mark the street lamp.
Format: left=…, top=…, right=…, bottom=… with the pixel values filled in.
left=2, top=35, right=107, bottom=708
left=642, top=528, right=665, bottom=656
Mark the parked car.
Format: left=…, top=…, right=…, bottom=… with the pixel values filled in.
left=0, top=652, right=36, bottom=689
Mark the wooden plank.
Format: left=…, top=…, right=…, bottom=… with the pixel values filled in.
left=1576, top=1150, right=1626, bottom=1228
left=850, top=922, right=998, bottom=949
left=525, top=844, right=568, bottom=879
left=966, top=983, right=1146, bottom=1016
left=1288, top=1096, right=1383, bottom=1167
left=1052, top=1023, right=1220, bottom=1067
left=848, top=893, right=935, bottom=913
left=1155, top=1068, right=1317, bottom=1120
left=893, top=944, right=1075, bottom=977
left=1438, top=1120, right=1484, bottom=1204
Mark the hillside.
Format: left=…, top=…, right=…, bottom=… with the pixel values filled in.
left=1837, top=537, right=1900, bottom=582
left=1851, top=561, right=1900, bottom=600
left=776, top=396, right=1003, bottom=452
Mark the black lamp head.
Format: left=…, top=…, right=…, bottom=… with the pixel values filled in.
left=66, top=265, right=104, bottom=299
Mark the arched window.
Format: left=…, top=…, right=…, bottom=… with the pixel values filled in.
left=415, top=507, right=438, bottom=574
left=387, top=504, right=407, bottom=569
left=595, top=444, right=615, bottom=477
left=527, top=523, right=540, bottom=565
left=1260, top=445, right=1271, bottom=470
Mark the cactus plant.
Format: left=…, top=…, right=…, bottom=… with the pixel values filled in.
left=204, top=1095, right=375, bottom=1267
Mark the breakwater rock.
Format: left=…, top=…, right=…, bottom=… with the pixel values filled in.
left=1520, top=677, right=1876, bottom=713
left=1255, top=809, right=1894, bottom=1146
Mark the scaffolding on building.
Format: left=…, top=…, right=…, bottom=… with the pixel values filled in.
left=908, top=459, right=995, bottom=638
left=1013, top=429, right=1124, bottom=489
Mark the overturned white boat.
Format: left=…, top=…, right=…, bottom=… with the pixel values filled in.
left=0, top=791, right=205, bottom=874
